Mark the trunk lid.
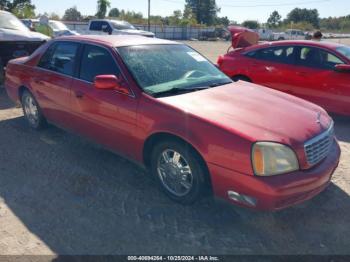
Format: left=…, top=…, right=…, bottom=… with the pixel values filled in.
left=228, top=26, right=259, bottom=49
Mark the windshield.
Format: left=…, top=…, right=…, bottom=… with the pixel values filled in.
left=337, top=46, right=350, bottom=60
left=117, top=44, right=232, bottom=96
left=111, top=21, right=136, bottom=30
left=49, top=21, right=68, bottom=31
left=0, top=12, right=29, bottom=31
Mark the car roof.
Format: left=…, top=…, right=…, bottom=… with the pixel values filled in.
left=249, top=40, right=345, bottom=51
left=90, top=19, right=129, bottom=23
left=58, top=35, right=180, bottom=47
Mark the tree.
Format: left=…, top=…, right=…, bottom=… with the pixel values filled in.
left=108, top=7, right=120, bottom=18
left=48, top=12, right=60, bottom=20
left=182, top=4, right=197, bottom=25
left=168, top=10, right=182, bottom=25
left=320, top=15, right=350, bottom=32
left=12, top=3, right=35, bottom=18
left=215, top=16, right=230, bottom=26
left=96, top=0, right=111, bottom=19
left=286, top=8, right=320, bottom=28
left=185, top=0, right=220, bottom=26
left=267, top=11, right=282, bottom=28
left=0, top=0, right=35, bottom=17
left=242, top=20, right=259, bottom=29
left=63, top=6, right=82, bottom=21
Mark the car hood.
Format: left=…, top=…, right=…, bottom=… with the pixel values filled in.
left=159, top=82, right=332, bottom=145
left=228, top=26, right=259, bottom=48
left=0, top=28, right=50, bottom=41
left=119, top=29, right=154, bottom=36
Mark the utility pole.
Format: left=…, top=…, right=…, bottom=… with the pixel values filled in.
left=148, top=0, right=151, bottom=31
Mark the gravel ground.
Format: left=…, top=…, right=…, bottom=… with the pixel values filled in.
left=0, top=40, right=350, bottom=255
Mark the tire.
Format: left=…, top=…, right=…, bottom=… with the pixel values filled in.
left=232, top=75, right=251, bottom=83
left=278, top=37, right=285, bottom=41
left=21, top=90, right=47, bottom=130
left=150, top=140, right=208, bottom=205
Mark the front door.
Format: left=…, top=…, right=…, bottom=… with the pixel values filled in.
left=292, top=46, right=350, bottom=114
left=70, top=44, right=138, bottom=158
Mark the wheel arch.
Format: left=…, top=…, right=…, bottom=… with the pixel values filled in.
left=143, top=132, right=212, bottom=191
left=18, top=85, right=29, bottom=101
left=232, top=74, right=252, bottom=82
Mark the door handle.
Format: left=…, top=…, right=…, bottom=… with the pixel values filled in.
left=74, top=91, right=85, bottom=98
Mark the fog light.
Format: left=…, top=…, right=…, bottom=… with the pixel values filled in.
left=228, top=191, right=257, bottom=207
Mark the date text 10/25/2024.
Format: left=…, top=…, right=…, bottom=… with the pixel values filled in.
left=127, top=256, right=220, bottom=261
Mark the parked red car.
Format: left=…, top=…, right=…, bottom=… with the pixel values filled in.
left=218, top=27, right=350, bottom=116
left=5, top=35, right=340, bottom=210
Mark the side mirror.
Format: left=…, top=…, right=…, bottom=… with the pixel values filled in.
left=94, top=75, right=131, bottom=95
left=334, top=64, right=350, bottom=73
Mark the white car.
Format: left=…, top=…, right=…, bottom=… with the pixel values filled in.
left=255, top=28, right=273, bottom=41
left=22, top=19, right=80, bottom=38
left=49, top=20, right=80, bottom=38
left=272, top=29, right=306, bottom=41
left=88, top=19, right=155, bottom=37
left=0, top=11, right=49, bottom=82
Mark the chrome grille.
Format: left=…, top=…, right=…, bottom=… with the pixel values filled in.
left=304, top=122, right=334, bottom=166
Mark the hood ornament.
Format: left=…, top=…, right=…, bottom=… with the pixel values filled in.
left=316, top=112, right=321, bottom=124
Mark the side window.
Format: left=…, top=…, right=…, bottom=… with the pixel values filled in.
left=38, top=42, right=79, bottom=76
left=298, top=47, right=344, bottom=69
left=90, top=21, right=102, bottom=31
left=79, top=45, right=120, bottom=83
left=101, top=22, right=112, bottom=33
left=38, top=43, right=56, bottom=69
left=247, top=46, right=295, bottom=64
left=322, top=51, right=344, bottom=68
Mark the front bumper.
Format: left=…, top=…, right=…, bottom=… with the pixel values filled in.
left=209, top=141, right=341, bottom=211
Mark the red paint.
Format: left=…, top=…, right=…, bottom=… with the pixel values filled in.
left=227, top=26, right=259, bottom=49
left=218, top=40, right=350, bottom=116
left=5, top=35, right=341, bottom=210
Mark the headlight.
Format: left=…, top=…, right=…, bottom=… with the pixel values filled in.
left=252, top=142, right=299, bottom=176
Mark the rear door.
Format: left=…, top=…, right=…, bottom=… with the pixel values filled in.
left=244, top=45, right=298, bottom=93
left=32, top=41, right=80, bottom=127
left=69, top=44, right=138, bottom=157
left=292, top=46, right=350, bottom=114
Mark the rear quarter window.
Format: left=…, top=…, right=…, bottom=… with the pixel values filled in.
left=38, top=42, right=79, bottom=76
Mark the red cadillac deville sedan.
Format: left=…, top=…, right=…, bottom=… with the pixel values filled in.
left=218, top=27, right=350, bottom=116
left=5, top=35, right=340, bottom=210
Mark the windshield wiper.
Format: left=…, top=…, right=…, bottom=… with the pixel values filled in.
left=151, top=81, right=232, bottom=98
left=152, top=86, right=210, bottom=98
left=208, top=81, right=232, bottom=87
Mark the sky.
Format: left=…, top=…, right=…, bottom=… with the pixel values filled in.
left=31, top=0, right=350, bottom=23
